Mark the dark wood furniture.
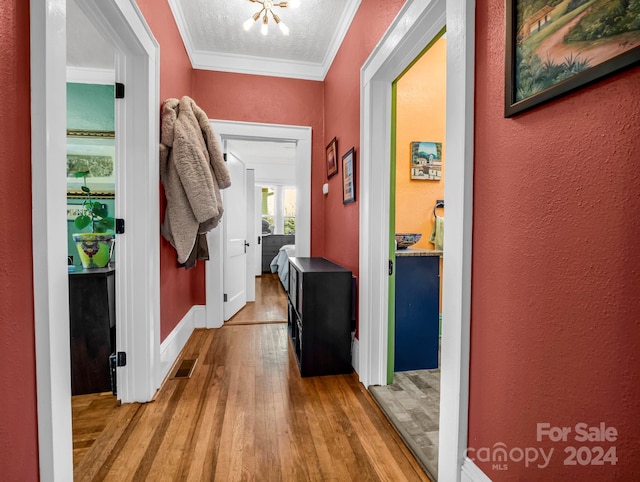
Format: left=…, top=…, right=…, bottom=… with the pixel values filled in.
left=68, top=266, right=115, bottom=395
left=261, top=234, right=295, bottom=273
left=287, top=257, right=352, bottom=377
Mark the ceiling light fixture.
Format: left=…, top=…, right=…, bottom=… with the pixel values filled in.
left=242, top=0, right=300, bottom=36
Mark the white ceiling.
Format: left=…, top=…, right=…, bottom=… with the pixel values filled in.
left=227, top=139, right=297, bottom=185
left=169, top=0, right=362, bottom=80
left=66, top=0, right=114, bottom=72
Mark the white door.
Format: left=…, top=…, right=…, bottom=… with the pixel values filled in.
left=245, top=169, right=256, bottom=302
left=223, top=151, right=248, bottom=320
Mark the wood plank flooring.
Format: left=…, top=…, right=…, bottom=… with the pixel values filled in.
left=72, top=275, right=430, bottom=481
left=226, top=274, right=288, bottom=325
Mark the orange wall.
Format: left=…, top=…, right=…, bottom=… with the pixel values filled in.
left=0, top=0, right=39, bottom=479
left=137, top=0, right=203, bottom=341
left=470, top=0, right=640, bottom=478
left=395, top=36, right=446, bottom=250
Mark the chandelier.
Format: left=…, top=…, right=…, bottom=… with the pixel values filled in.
left=242, top=0, right=300, bottom=36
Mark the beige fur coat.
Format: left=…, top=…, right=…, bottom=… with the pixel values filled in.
left=159, top=96, right=231, bottom=264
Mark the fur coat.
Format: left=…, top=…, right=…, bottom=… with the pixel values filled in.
left=159, top=96, right=231, bottom=264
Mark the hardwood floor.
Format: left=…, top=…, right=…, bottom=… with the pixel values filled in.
left=72, top=276, right=430, bottom=481
left=226, top=274, right=288, bottom=325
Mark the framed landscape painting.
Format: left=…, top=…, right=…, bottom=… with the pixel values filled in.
left=66, top=130, right=115, bottom=197
left=505, top=0, right=640, bottom=117
left=410, top=141, right=442, bottom=181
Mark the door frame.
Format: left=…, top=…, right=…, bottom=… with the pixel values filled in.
left=30, top=0, right=160, bottom=479
left=358, top=0, right=475, bottom=480
left=206, top=120, right=312, bottom=328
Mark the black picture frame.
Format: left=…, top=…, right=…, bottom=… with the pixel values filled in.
left=326, top=137, right=338, bottom=179
left=342, top=148, right=356, bottom=205
left=505, top=0, right=640, bottom=117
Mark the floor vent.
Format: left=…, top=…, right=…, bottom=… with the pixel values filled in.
left=171, top=358, right=198, bottom=379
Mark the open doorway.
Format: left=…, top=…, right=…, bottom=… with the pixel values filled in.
left=31, top=0, right=159, bottom=478
left=205, top=120, right=311, bottom=330
left=66, top=3, right=120, bottom=468
left=224, top=138, right=297, bottom=325
left=358, top=0, right=475, bottom=480
left=369, top=30, right=447, bottom=480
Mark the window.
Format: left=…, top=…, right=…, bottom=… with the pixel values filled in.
left=284, top=187, right=296, bottom=234
left=260, top=185, right=295, bottom=235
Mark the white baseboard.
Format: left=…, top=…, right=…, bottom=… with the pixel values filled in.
left=461, top=457, right=493, bottom=482
left=159, top=305, right=206, bottom=382
left=351, top=334, right=359, bottom=374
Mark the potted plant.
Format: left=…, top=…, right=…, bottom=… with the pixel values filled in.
left=72, top=171, right=115, bottom=269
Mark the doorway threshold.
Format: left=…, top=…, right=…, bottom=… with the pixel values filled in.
left=369, top=369, right=440, bottom=481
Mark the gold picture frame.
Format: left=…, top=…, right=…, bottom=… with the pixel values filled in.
left=67, top=129, right=115, bottom=197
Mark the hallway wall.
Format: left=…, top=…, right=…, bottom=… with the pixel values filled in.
left=0, top=1, right=38, bottom=479
left=470, top=0, right=640, bottom=478
left=192, top=71, right=325, bottom=255
left=323, top=0, right=406, bottom=329
left=137, top=0, right=203, bottom=341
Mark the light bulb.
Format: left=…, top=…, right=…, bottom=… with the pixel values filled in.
left=243, top=17, right=255, bottom=31
left=289, top=0, right=300, bottom=7
left=279, top=21, right=290, bottom=35
left=261, top=22, right=269, bottom=35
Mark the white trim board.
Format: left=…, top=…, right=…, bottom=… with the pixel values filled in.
left=206, top=120, right=312, bottom=329
left=358, top=0, right=475, bottom=480
left=461, top=458, right=493, bottom=482
left=31, top=0, right=160, bottom=480
left=66, top=66, right=115, bottom=84
left=159, top=305, right=206, bottom=383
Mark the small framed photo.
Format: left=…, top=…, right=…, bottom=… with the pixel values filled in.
left=326, top=137, right=338, bottom=179
left=411, top=141, right=442, bottom=181
left=342, top=148, right=356, bottom=204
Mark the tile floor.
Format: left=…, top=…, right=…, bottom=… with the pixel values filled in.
left=369, top=369, right=440, bottom=481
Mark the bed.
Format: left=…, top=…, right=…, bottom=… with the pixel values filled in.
left=270, top=244, right=295, bottom=291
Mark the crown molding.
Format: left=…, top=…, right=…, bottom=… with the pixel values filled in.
left=191, top=49, right=325, bottom=80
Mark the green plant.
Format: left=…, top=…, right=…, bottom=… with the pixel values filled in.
left=73, top=171, right=115, bottom=233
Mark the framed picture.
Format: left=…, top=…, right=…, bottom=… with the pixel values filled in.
left=505, top=0, right=640, bottom=117
left=66, top=130, right=115, bottom=197
left=410, top=141, right=442, bottom=180
left=326, top=137, right=338, bottom=179
left=342, top=148, right=356, bottom=204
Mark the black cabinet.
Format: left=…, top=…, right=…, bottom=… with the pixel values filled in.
left=262, top=234, right=295, bottom=273
left=287, top=257, right=352, bottom=377
left=68, top=267, right=115, bottom=395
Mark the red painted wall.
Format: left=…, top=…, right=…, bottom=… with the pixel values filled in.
left=323, top=0, right=405, bottom=324
left=191, top=70, right=325, bottom=254
left=0, top=1, right=39, bottom=480
left=469, top=0, right=640, bottom=478
left=137, top=0, right=202, bottom=340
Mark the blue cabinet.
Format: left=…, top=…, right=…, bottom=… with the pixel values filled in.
left=394, top=254, right=440, bottom=371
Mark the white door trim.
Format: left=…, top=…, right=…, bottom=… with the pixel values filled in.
left=359, top=0, right=475, bottom=480
left=206, top=120, right=312, bottom=329
left=31, top=0, right=160, bottom=480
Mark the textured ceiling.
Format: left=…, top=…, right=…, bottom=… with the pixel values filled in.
left=169, top=0, right=362, bottom=80
left=67, top=0, right=114, bottom=71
